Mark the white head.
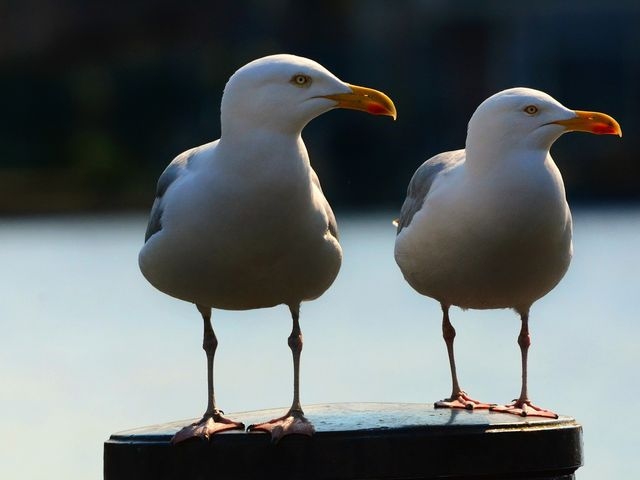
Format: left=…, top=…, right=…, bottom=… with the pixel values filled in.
left=220, top=54, right=396, bottom=137
left=466, top=87, right=621, bottom=161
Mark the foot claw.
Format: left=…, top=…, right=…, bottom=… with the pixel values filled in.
left=491, top=399, right=558, bottom=419
left=248, top=409, right=315, bottom=443
left=435, top=391, right=495, bottom=410
left=171, top=410, right=245, bottom=444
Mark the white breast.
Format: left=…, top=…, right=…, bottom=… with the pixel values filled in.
left=395, top=154, right=572, bottom=311
left=139, top=138, right=342, bottom=311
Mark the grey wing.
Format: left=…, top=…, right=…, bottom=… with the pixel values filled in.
left=311, top=168, right=339, bottom=240
left=396, top=149, right=465, bottom=234
left=144, top=150, right=194, bottom=242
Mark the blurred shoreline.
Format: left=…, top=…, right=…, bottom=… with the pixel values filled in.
left=2, top=1, right=638, bottom=215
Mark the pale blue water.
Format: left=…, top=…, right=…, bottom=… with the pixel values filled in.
left=0, top=209, right=638, bottom=479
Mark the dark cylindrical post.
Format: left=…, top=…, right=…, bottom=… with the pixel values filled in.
left=104, top=403, right=582, bottom=480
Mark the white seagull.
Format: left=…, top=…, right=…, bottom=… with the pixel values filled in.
left=139, top=54, right=396, bottom=443
left=394, top=87, right=621, bottom=417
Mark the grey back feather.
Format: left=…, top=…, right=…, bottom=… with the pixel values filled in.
left=144, top=150, right=196, bottom=242
left=396, top=150, right=465, bottom=234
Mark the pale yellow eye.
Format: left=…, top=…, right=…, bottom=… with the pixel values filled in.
left=524, top=105, right=538, bottom=115
left=291, top=74, right=311, bottom=87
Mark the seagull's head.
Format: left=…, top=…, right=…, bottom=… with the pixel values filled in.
left=220, top=54, right=396, bottom=136
left=467, top=87, right=621, bottom=154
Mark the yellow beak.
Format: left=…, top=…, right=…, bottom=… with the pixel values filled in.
left=322, top=84, right=397, bottom=120
left=553, top=110, right=622, bottom=137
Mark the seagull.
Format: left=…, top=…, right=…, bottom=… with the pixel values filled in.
left=139, top=54, right=396, bottom=443
left=394, top=87, right=621, bottom=417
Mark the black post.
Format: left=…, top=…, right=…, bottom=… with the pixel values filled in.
left=104, top=403, right=583, bottom=480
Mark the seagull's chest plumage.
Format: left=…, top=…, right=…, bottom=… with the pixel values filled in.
left=139, top=137, right=342, bottom=310
left=395, top=152, right=573, bottom=311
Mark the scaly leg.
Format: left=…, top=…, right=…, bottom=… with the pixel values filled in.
left=172, top=305, right=245, bottom=443
left=491, top=310, right=558, bottom=418
left=435, top=304, right=494, bottom=410
left=248, top=303, right=315, bottom=442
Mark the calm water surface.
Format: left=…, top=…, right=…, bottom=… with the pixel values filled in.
left=0, top=209, right=638, bottom=479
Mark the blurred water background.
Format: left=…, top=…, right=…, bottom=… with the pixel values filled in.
left=1, top=1, right=639, bottom=479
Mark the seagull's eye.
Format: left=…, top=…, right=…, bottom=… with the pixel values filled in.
left=524, top=105, right=539, bottom=115
left=291, top=74, right=312, bottom=87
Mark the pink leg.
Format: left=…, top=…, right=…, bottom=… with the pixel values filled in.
left=435, top=304, right=494, bottom=410
left=491, top=310, right=558, bottom=418
left=248, top=304, right=315, bottom=442
left=172, top=305, right=245, bottom=444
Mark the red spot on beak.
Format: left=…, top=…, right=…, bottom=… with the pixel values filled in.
left=592, top=123, right=616, bottom=135
left=367, top=103, right=387, bottom=115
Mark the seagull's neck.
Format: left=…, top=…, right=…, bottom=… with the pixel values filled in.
left=465, top=122, right=561, bottom=175
left=220, top=125, right=304, bottom=152
left=465, top=136, right=551, bottom=175
left=217, top=127, right=310, bottom=175
left=221, top=106, right=305, bottom=138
